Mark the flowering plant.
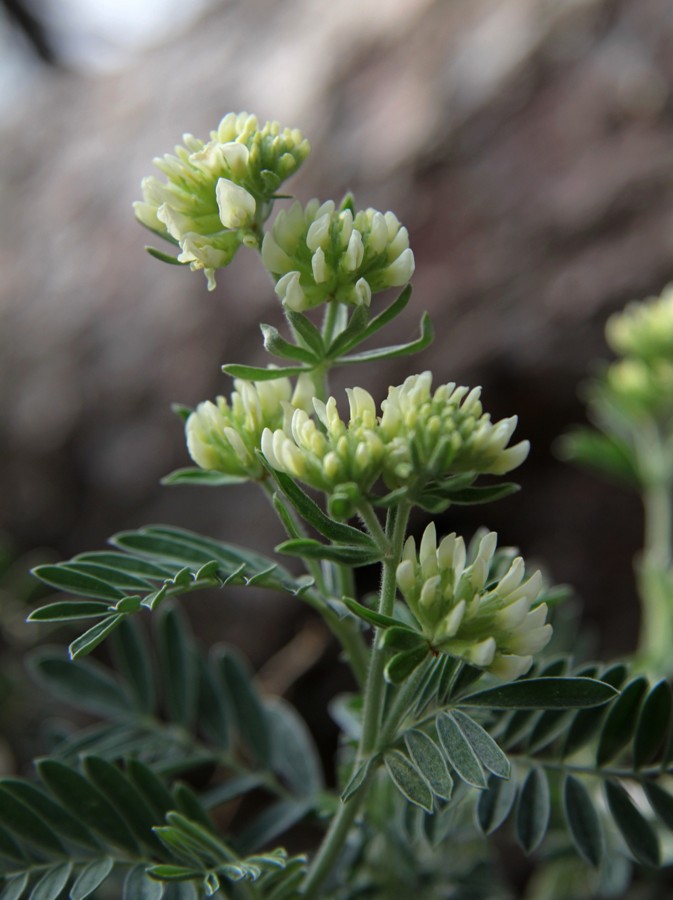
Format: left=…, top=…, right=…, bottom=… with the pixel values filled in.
left=6, top=114, right=673, bottom=900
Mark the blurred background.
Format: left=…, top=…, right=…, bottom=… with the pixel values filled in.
left=3, top=0, right=673, bottom=696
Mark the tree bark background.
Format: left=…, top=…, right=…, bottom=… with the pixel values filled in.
left=3, top=0, right=673, bottom=665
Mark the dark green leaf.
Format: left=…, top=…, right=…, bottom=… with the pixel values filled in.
left=384, top=646, right=429, bottom=685
left=159, top=606, right=198, bottom=730
left=170, top=792, right=217, bottom=839
left=62, top=562, right=153, bottom=592
left=328, top=285, right=411, bottom=357
left=563, top=663, right=628, bottom=757
left=221, top=364, right=309, bottom=381
left=0, top=874, right=28, bottom=900
left=202, top=775, right=266, bottom=809
left=644, top=781, right=673, bottom=830
left=451, top=710, right=509, bottom=778
left=427, top=482, right=520, bottom=506
left=145, top=246, right=186, bottom=265
left=75, top=552, right=173, bottom=580
left=36, top=759, right=138, bottom=853
left=285, top=311, right=325, bottom=358
left=28, top=651, right=132, bottom=718
left=563, top=775, right=604, bottom=867
left=31, top=565, right=124, bottom=602
left=0, top=786, right=64, bottom=854
left=477, top=772, right=518, bottom=835
left=261, top=324, right=318, bottom=364
left=634, top=680, right=672, bottom=768
left=126, top=760, right=174, bottom=821
left=124, top=865, right=165, bottom=899
left=82, top=757, right=164, bottom=854
left=515, top=768, right=550, bottom=854
left=341, top=759, right=372, bottom=802
left=381, top=627, right=426, bottom=652
left=605, top=779, right=660, bottom=867
left=110, top=618, right=156, bottom=714
left=597, top=677, right=648, bottom=766
left=435, top=713, right=486, bottom=788
left=527, top=709, right=572, bottom=754
left=70, top=857, right=114, bottom=900
left=264, top=466, right=374, bottom=546
left=216, top=648, right=270, bottom=766
left=337, top=312, right=433, bottom=364
left=1, top=779, right=98, bottom=849
left=404, top=730, right=453, bottom=800
left=145, top=865, right=199, bottom=883
left=0, top=824, right=26, bottom=862
left=275, top=538, right=381, bottom=567
left=197, top=656, right=230, bottom=750
left=236, top=799, right=312, bottom=853
left=161, top=468, right=247, bottom=487
left=342, top=596, right=400, bottom=630
left=28, top=863, right=71, bottom=900
left=461, top=677, right=618, bottom=710
left=557, top=428, right=639, bottom=488
left=267, top=699, right=323, bottom=798
left=69, top=615, right=126, bottom=659
left=384, top=751, right=434, bottom=812
left=27, top=600, right=110, bottom=622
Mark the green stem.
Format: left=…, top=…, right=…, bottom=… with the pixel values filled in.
left=357, top=502, right=389, bottom=554
left=300, top=503, right=410, bottom=898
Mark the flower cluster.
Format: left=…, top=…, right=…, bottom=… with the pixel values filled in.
left=604, top=358, right=673, bottom=420
left=261, top=199, right=415, bottom=311
left=379, top=372, right=530, bottom=489
left=606, top=284, right=673, bottom=362
left=186, top=377, right=292, bottom=480
left=396, top=523, right=550, bottom=678
left=260, top=375, right=528, bottom=503
left=134, top=113, right=310, bottom=290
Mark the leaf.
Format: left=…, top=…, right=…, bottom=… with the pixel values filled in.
left=285, top=311, right=325, bottom=359
left=61, top=562, right=153, bottom=593
left=28, top=651, right=133, bottom=718
left=159, top=606, right=198, bottom=730
left=236, top=799, right=312, bottom=853
left=0, top=824, right=26, bottom=862
left=324, top=304, right=370, bottom=359
left=597, top=677, right=648, bottom=766
left=216, top=648, right=270, bottom=766
left=264, top=466, right=374, bottom=546
left=563, top=663, right=628, bottom=757
left=426, top=482, right=520, bottom=507
left=261, top=324, right=319, bottom=364
left=341, top=596, right=401, bottom=630
left=275, top=538, right=381, bottom=567
left=28, top=862, right=72, bottom=900
left=221, top=363, right=309, bottom=381
left=126, top=760, right=175, bottom=821
left=337, top=312, right=433, bottom=364
left=161, top=468, right=247, bottom=487
left=634, top=680, right=672, bottom=768
left=384, top=646, right=429, bottom=684
left=1, top=779, right=98, bottom=849
left=451, top=710, right=510, bottom=778
left=562, top=775, right=604, bottom=867
left=31, top=564, right=124, bottom=602
left=36, top=759, right=138, bottom=854
left=435, top=713, right=486, bottom=789
left=515, top=768, right=550, bottom=854
left=527, top=710, right=573, bottom=754
left=460, top=677, right=618, bottom=710
left=644, top=781, right=673, bottom=830
left=0, top=874, right=28, bottom=900
left=341, top=759, right=372, bottom=803
left=0, top=786, right=65, bottom=854
left=110, top=618, right=156, bottom=714
left=384, top=751, right=434, bottom=812
left=196, top=656, right=230, bottom=750
left=145, top=245, right=186, bottom=265
left=27, top=600, right=111, bottom=622
left=477, top=772, right=518, bottom=835
left=69, top=615, right=126, bottom=659
left=381, top=627, right=426, bottom=652
left=75, top=552, right=173, bottom=579
left=404, top=730, right=453, bottom=800
left=328, top=285, right=411, bottom=358
left=266, top=699, right=323, bottom=798
left=558, top=428, right=639, bottom=488
left=70, top=858, right=115, bottom=900
left=124, top=865, right=166, bottom=899
left=605, top=779, right=660, bottom=867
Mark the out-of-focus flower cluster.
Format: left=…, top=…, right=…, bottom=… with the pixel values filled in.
left=260, top=374, right=528, bottom=507
left=134, top=112, right=309, bottom=290
left=606, top=284, right=673, bottom=363
left=396, top=524, right=550, bottom=678
left=186, top=377, right=293, bottom=480
left=261, top=199, right=415, bottom=311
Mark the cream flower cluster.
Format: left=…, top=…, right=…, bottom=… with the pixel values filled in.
left=186, top=377, right=293, bottom=480
left=380, top=372, right=530, bottom=489
left=396, top=523, right=550, bottom=678
left=261, top=200, right=415, bottom=311
left=606, top=284, right=673, bottom=362
left=260, top=374, right=528, bottom=501
left=134, top=113, right=309, bottom=290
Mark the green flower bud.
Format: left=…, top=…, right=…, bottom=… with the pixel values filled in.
left=604, top=357, right=673, bottom=419
left=186, top=377, right=292, bottom=479
left=396, top=523, right=550, bottom=678
left=606, top=284, right=673, bottom=362
left=261, top=386, right=385, bottom=502
left=261, top=199, right=415, bottom=312
left=134, top=112, right=310, bottom=290
left=379, top=372, right=529, bottom=489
